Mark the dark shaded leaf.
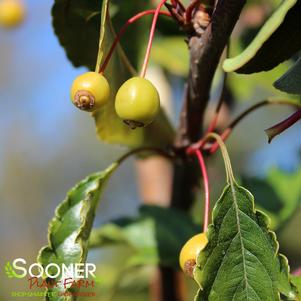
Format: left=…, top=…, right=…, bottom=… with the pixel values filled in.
left=223, top=0, right=301, bottom=74
left=52, top=0, right=102, bottom=70
left=51, top=0, right=150, bottom=70
left=274, top=57, right=301, bottom=95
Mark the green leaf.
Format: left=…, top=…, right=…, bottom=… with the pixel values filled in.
left=89, top=205, right=199, bottom=268
left=223, top=0, right=301, bottom=74
left=274, top=57, right=301, bottom=95
left=194, top=182, right=297, bottom=300
left=291, top=276, right=301, bottom=298
left=92, top=0, right=174, bottom=147
left=37, top=163, right=118, bottom=301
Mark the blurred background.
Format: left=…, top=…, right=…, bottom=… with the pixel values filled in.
left=0, top=0, right=300, bottom=300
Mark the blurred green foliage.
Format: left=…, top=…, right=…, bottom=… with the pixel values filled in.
left=90, top=205, right=199, bottom=268
left=242, top=166, right=301, bottom=230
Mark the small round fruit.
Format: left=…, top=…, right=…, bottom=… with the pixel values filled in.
left=70, top=72, right=110, bottom=111
left=115, top=77, right=160, bottom=128
left=179, top=233, right=208, bottom=277
left=0, top=0, right=25, bottom=29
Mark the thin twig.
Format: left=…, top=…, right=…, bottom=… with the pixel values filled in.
left=117, top=147, right=175, bottom=165
left=187, top=98, right=301, bottom=153
left=207, top=99, right=301, bottom=153
left=265, top=108, right=301, bottom=143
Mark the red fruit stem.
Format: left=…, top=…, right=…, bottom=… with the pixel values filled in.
left=194, top=149, right=210, bottom=232
left=99, top=10, right=171, bottom=73
left=140, top=0, right=168, bottom=78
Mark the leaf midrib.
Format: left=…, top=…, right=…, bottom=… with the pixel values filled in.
left=230, top=183, right=250, bottom=300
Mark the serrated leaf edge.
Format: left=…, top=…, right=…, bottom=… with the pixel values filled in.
left=37, top=163, right=117, bottom=301
left=274, top=57, right=301, bottom=95
left=38, top=163, right=117, bottom=264
left=194, top=183, right=297, bottom=301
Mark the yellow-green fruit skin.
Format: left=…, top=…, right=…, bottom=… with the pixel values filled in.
left=0, top=0, right=25, bottom=28
left=115, top=77, right=160, bottom=127
left=70, top=72, right=110, bottom=111
left=179, top=233, right=208, bottom=274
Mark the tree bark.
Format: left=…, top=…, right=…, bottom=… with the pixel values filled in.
left=176, top=0, right=247, bottom=147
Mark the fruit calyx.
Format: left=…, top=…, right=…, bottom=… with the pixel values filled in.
left=73, top=90, right=95, bottom=111
left=123, top=120, right=145, bottom=129
left=179, top=233, right=208, bottom=277
left=70, top=72, right=110, bottom=112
